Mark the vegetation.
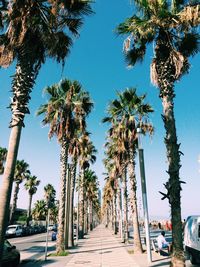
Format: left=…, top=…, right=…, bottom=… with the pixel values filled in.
left=117, top=0, right=199, bottom=265
left=0, top=0, right=93, bottom=260
left=10, top=160, right=30, bottom=224
left=0, top=1, right=199, bottom=266
left=102, top=88, right=153, bottom=252
left=24, top=175, right=40, bottom=226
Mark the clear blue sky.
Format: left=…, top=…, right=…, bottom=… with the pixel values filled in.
left=0, top=0, right=200, bottom=220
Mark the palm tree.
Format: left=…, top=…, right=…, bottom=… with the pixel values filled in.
left=37, top=79, right=93, bottom=254
left=83, top=169, right=99, bottom=232
left=44, top=184, right=56, bottom=209
left=78, top=135, right=97, bottom=238
left=103, top=126, right=129, bottom=242
left=10, top=160, right=30, bottom=224
left=103, top=88, right=153, bottom=253
left=117, top=1, right=199, bottom=265
left=0, top=0, right=92, bottom=259
left=32, top=200, right=47, bottom=222
left=0, top=147, right=7, bottom=175
left=24, top=175, right=40, bottom=226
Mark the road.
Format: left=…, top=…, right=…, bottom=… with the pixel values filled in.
left=8, top=232, right=56, bottom=264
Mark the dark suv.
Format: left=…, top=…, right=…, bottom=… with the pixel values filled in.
left=2, top=239, right=20, bottom=267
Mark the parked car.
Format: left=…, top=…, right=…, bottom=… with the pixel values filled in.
left=48, top=224, right=54, bottom=231
left=2, top=239, right=20, bottom=267
left=6, top=225, right=23, bottom=237
left=51, top=224, right=77, bottom=241
left=184, top=215, right=200, bottom=264
left=51, top=229, right=57, bottom=241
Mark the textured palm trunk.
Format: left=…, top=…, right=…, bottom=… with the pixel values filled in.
left=69, top=161, right=77, bottom=247
left=26, top=194, right=33, bottom=227
left=155, top=38, right=185, bottom=266
left=79, top=171, right=85, bottom=239
left=113, top=190, right=117, bottom=235
left=122, top=167, right=129, bottom=242
left=117, top=183, right=123, bottom=239
left=160, top=89, right=184, bottom=266
left=0, top=126, right=22, bottom=262
left=56, top=139, right=68, bottom=254
left=64, top=165, right=71, bottom=249
left=10, top=182, right=20, bottom=224
left=84, top=198, right=88, bottom=234
left=89, top=200, right=93, bottom=231
left=0, top=55, right=39, bottom=263
left=129, top=149, right=143, bottom=253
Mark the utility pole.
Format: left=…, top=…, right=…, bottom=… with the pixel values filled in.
left=137, top=128, right=152, bottom=263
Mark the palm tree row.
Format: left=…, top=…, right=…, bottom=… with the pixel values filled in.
left=0, top=0, right=93, bottom=262
left=102, top=88, right=153, bottom=253
left=0, top=147, right=41, bottom=226
left=116, top=0, right=199, bottom=266
left=37, top=78, right=100, bottom=254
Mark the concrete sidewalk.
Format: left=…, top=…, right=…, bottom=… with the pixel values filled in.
left=20, top=224, right=172, bottom=267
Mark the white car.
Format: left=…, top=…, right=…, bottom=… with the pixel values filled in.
left=48, top=224, right=54, bottom=231
left=6, top=225, right=23, bottom=237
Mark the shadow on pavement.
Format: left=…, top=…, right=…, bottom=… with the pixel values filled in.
left=20, top=259, right=57, bottom=266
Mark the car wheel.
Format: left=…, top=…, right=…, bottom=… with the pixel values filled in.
left=190, top=252, right=198, bottom=265
left=12, top=255, right=20, bottom=267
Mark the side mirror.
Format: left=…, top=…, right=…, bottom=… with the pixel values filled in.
left=7, top=245, right=16, bottom=252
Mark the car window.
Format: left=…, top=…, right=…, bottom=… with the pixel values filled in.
left=7, top=226, right=17, bottom=230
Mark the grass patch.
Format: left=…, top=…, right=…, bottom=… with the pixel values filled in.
left=49, top=251, right=69, bottom=257
left=127, top=249, right=134, bottom=254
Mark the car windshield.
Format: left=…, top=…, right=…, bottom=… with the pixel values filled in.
left=7, top=226, right=16, bottom=230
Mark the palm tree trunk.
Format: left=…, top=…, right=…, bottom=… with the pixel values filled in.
left=79, top=171, right=85, bottom=239
left=0, top=126, right=22, bottom=262
left=155, top=39, right=185, bottom=265
left=113, top=190, right=117, bottom=235
left=64, top=165, right=71, bottom=249
left=27, top=194, right=33, bottom=226
left=56, top=139, right=68, bottom=254
left=69, top=161, right=77, bottom=247
left=122, top=167, right=129, bottom=242
left=129, top=149, right=143, bottom=253
left=0, top=54, right=39, bottom=263
left=117, top=183, right=123, bottom=239
left=84, top=198, right=88, bottom=234
left=160, top=91, right=184, bottom=266
left=10, top=182, right=20, bottom=224
left=89, top=200, right=93, bottom=231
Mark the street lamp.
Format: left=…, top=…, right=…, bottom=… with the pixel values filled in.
left=137, top=128, right=152, bottom=263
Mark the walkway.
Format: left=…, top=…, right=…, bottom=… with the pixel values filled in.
left=65, top=224, right=139, bottom=267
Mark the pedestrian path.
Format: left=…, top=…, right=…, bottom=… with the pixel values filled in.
left=65, top=224, right=140, bottom=267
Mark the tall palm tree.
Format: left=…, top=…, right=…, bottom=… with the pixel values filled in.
left=0, top=147, right=7, bottom=175
left=83, top=169, right=99, bottom=232
left=117, top=1, right=199, bottom=265
left=10, top=160, right=30, bottom=224
left=24, top=175, right=40, bottom=226
left=103, top=88, right=153, bottom=253
left=103, top=125, right=129, bottom=242
left=0, top=0, right=92, bottom=259
left=78, top=135, right=97, bottom=238
left=37, top=79, right=93, bottom=254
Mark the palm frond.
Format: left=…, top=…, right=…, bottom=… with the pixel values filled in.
left=125, top=44, right=146, bottom=67
left=176, top=32, right=200, bottom=57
